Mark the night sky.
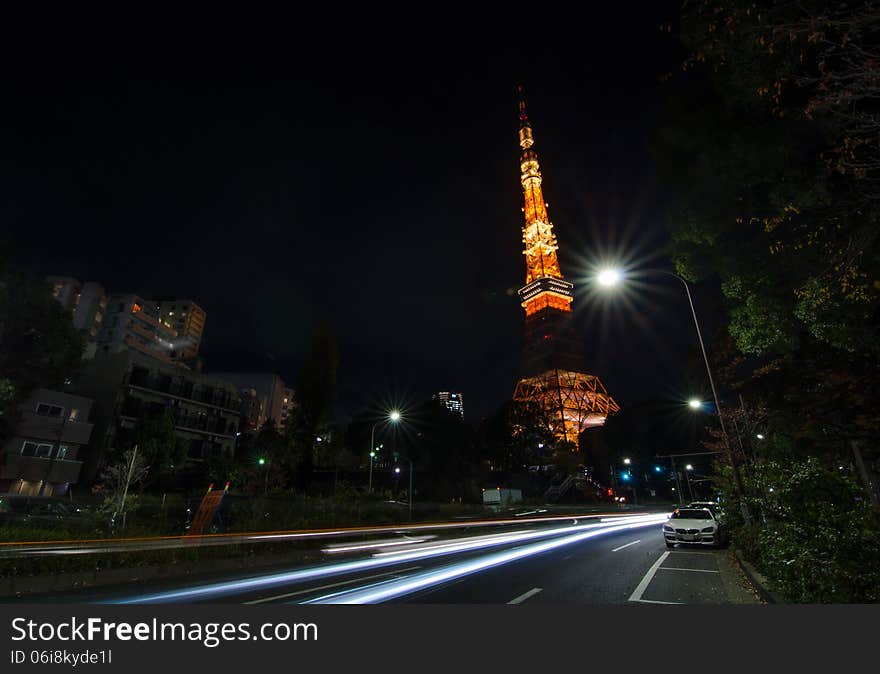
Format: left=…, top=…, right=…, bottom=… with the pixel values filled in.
left=2, top=7, right=720, bottom=424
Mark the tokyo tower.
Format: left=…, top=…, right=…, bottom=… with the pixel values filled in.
left=511, top=85, right=619, bottom=445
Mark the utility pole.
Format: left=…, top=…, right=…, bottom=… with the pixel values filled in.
left=670, top=456, right=683, bottom=506
left=407, top=456, right=413, bottom=522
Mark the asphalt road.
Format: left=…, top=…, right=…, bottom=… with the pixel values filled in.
left=398, top=527, right=757, bottom=605
left=14, top=515, right=758, bottom=605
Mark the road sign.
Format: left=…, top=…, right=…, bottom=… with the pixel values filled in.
left=186, top=482, right=229, bottom=535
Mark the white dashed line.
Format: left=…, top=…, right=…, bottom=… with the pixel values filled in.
left=611, top=540, right=641, bottom=552
left=508, top=588, right=542, bottom=604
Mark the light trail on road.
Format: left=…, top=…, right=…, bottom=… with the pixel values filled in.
left=0, top=510, right=656, bottom=558
left=304, top=516, right=669, bottom=604
left=107, top=514, right=667, bottom=604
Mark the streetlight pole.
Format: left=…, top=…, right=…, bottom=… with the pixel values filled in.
left=405, top=456, right=413, bottom=521
left=368, top=422, right=378, bottom=495
left=368, top=410, right=401, bottom=495
left=670, top=456, right=684, bottom=506
left=599, top=268, right=750, bottom=521
left=622, top=457, right=637, bottom=506
left=664, top=272, right=749, bottom=520
left=684, top=464, right=695, bottom=501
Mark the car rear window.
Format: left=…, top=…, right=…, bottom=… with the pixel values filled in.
left=671, top=509, right=712, bottom=519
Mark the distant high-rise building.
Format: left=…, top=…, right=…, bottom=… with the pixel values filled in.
left=435, top=391, right=464, bottom=418
left=211, top=372, right=288, bottom=431
left=153, top=298, right=206, bottom=362
left=281, top=388, right=296, bottom=428
left=47, top=276, right=108, bottom=359
left=96, top=293, right=179, bottom=365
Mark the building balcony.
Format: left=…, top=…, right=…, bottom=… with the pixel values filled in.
left=0, top=453, right=84, bottom=484
left=124, top=373, right=240, bottom=413
left=15, top=412, right=94, bottom=446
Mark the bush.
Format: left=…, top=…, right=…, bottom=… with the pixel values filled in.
left=729, top=457, right=880, bottom=603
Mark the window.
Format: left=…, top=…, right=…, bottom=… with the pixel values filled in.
left=68, top=408, right=79, bottom=422
left=35, top=403, right=64, bottom=418
left=21, top=442, right=53, bottom=457
left=57, top=446, right=69, bottom=459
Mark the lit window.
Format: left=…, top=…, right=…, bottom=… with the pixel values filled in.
left=68, top=408, right=79, bottom=422
left=57, top=446, right=69, bottom=459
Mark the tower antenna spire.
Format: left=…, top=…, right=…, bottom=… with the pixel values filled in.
left=516, top=83, right=529, bottom=125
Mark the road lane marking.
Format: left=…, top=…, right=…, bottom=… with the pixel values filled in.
left=631, top=598, right=683, bottom=605
left=658, top=567, right=720, bottom=573
left=243, top=566, right=422, bottom=604
left=611, top=540, right=641, bottom=552
left=508, top=588, right=542, bottom=604
left=628, top=551, right=670, bottom=603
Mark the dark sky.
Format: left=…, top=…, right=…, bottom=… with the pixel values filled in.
left=2, top=7, right=719, bottom=424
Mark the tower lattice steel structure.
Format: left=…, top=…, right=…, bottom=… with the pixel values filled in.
left=511, top=85, right=619, bottom=444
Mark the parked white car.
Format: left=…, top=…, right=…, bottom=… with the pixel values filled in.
left=663, top=507, right=725, bottom=548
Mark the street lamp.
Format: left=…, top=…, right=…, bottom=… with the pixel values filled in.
left=617, top=458, right=637, bottom=506
left=684, top=464, right=695, bottom=500
left=688, top=398, right=703, bottom=410
left=597, top=267, right=750, bottom=520
left=369, top=410, right=401, bottom=495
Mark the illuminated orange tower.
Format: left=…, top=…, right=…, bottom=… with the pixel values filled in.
left=512, top=85, right=619, bottom=444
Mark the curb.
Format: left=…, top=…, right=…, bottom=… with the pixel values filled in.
left=733, top=548, right=786, bottom=604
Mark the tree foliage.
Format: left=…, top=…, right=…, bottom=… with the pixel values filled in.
left=479, top=400, right=560, bottom=474
left=131, top=411, right=187, bottom=480
left=92, top=448, right=150, bottom=518
left=0, top=262, right=85, bottom=443
left=662, top=0, right=880, bottom=359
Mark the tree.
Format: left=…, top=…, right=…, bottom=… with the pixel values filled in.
left=92, top=447, right=150, bottom=522
left=657, top=0, right=880, bottom=495
left=400, top=399, right=478, bottom=501
left=0, top=262, right=85, bottom=443
left=130, top=411, right=187, bottom=482
left=282, top=325, right=339, bottom=489
left=480, top=400, right=558, bottom=474
left=666, top=0, right=880, bottom=357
